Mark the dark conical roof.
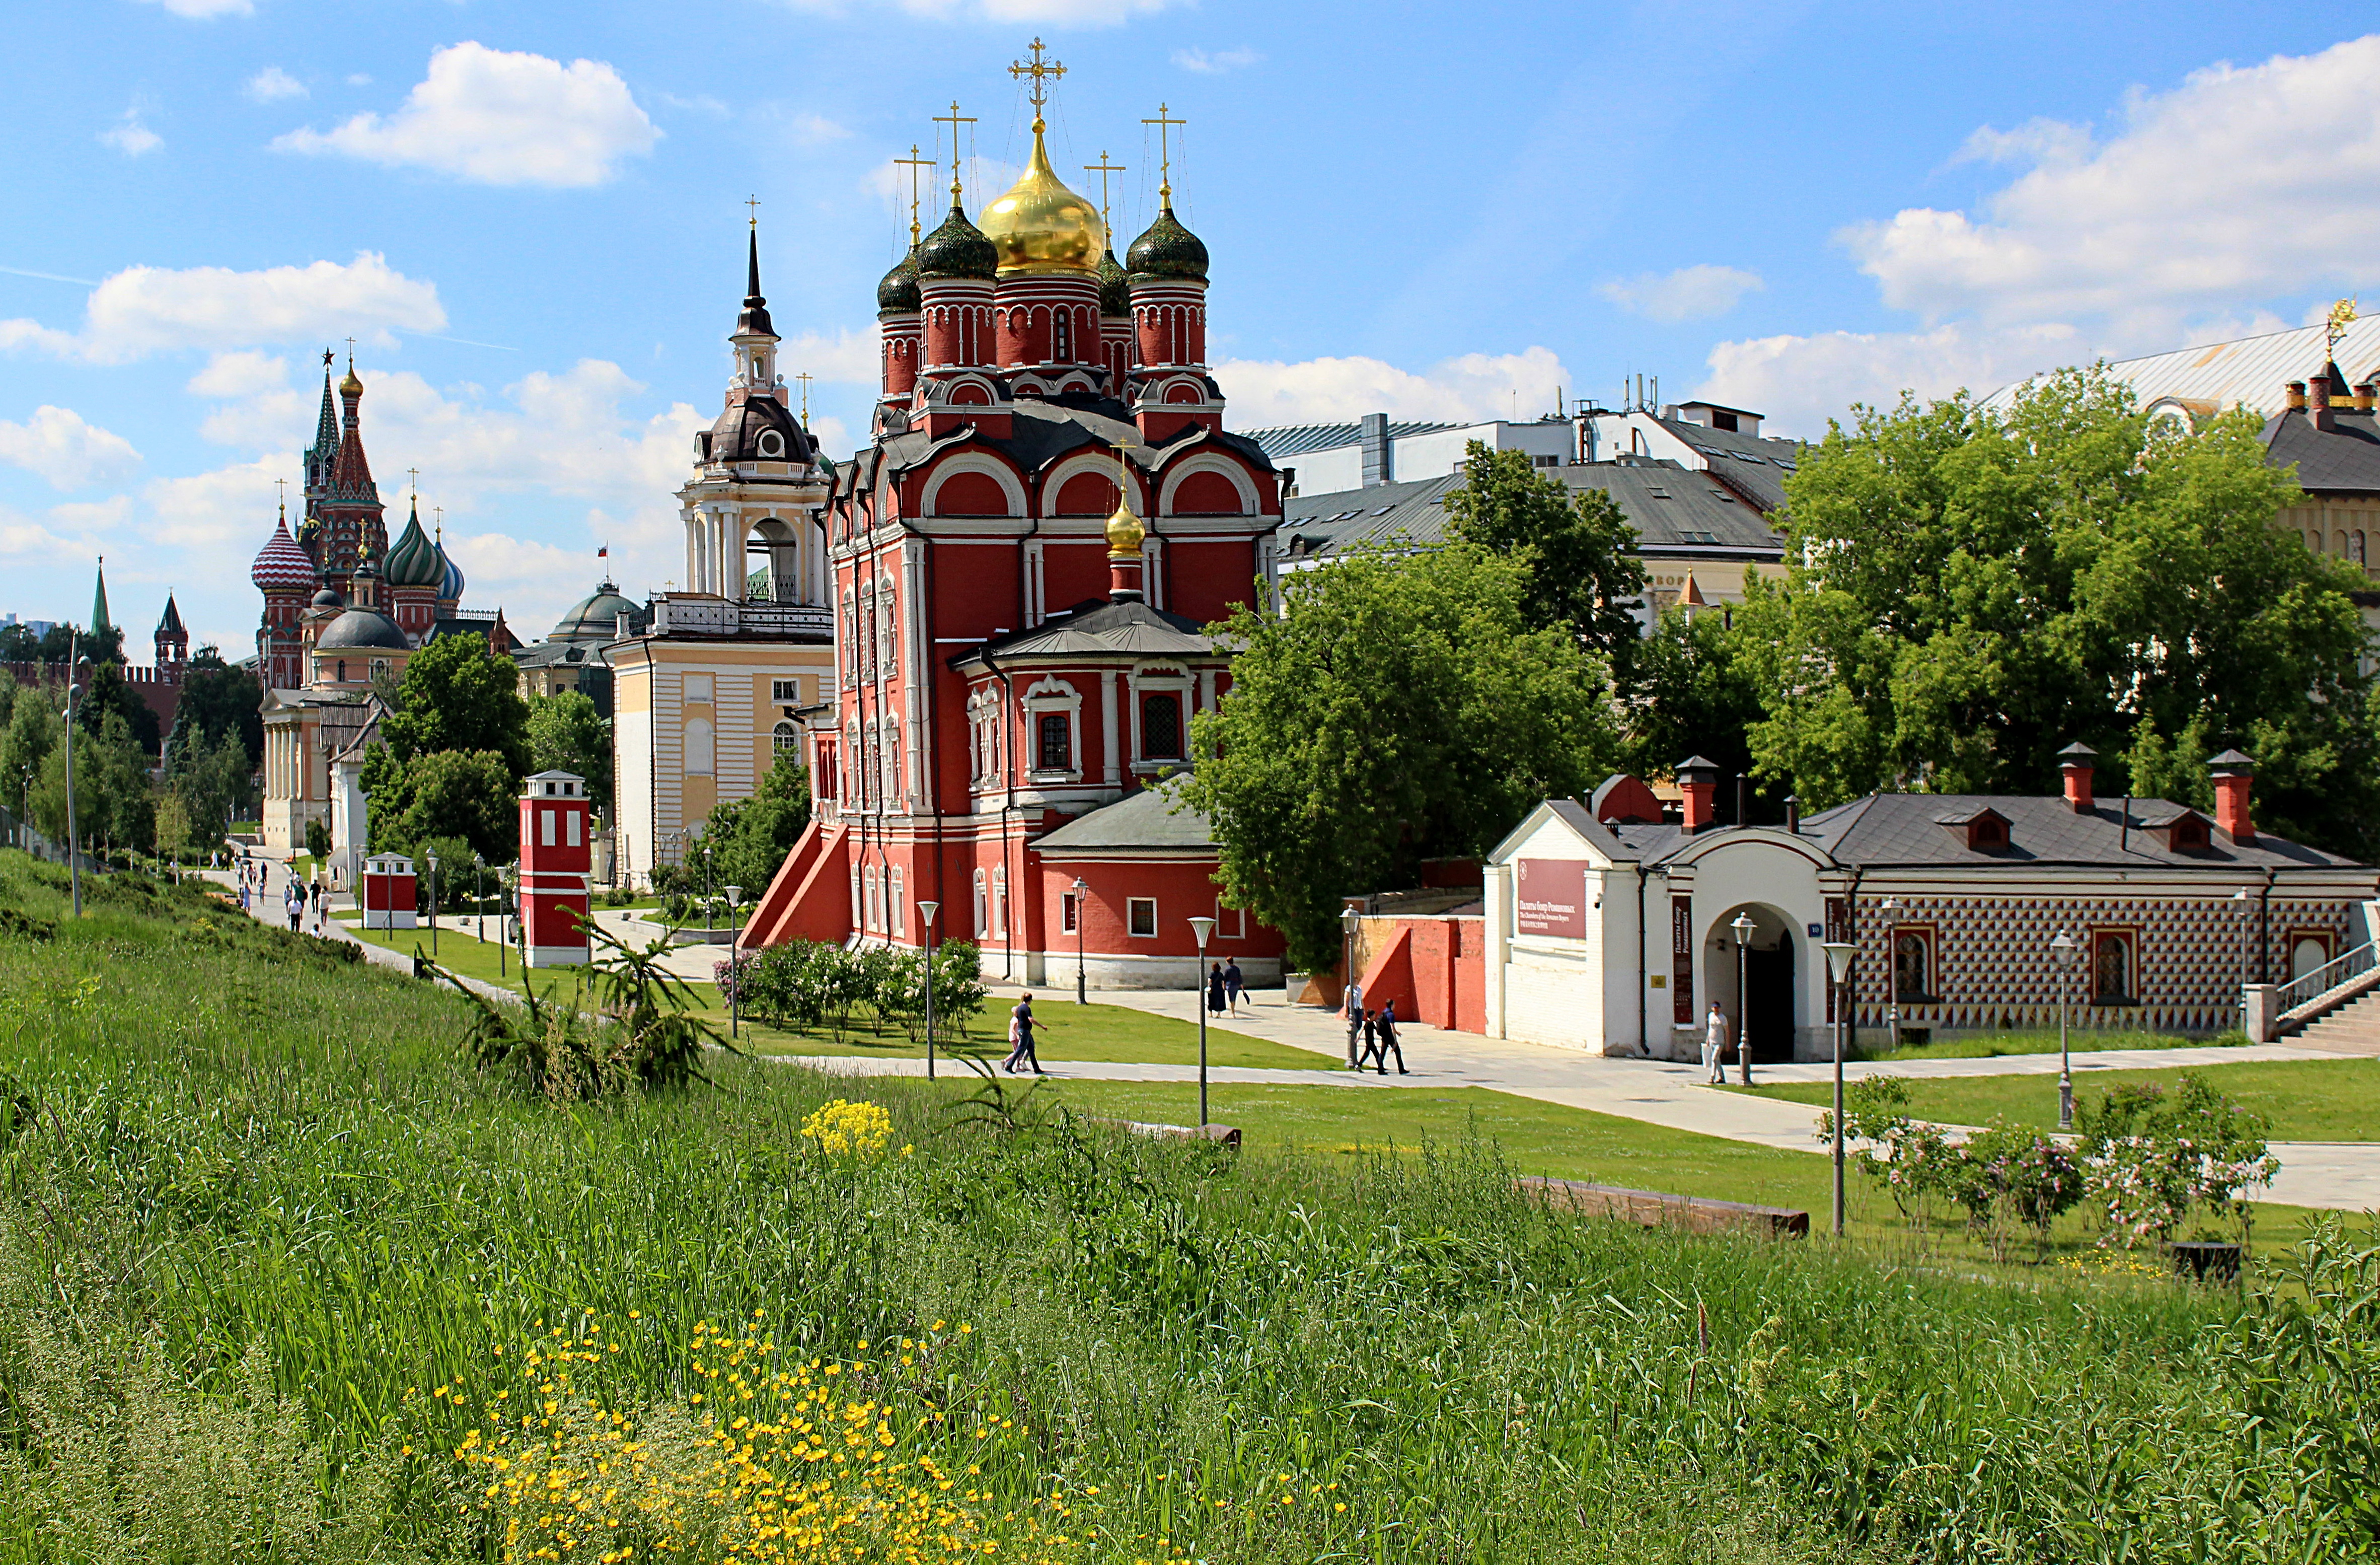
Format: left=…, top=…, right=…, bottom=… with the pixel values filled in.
left=1127, top=203, right=1209, bottom=283
left=1096, top=246, right=1131, bottom=317
left=917, top=200, right=998, bottom=281
left=877, top=248, right=921, bottom=313
left=156, top=593, right=185, bottom=637
left=736, top=228, right=776, bottom=338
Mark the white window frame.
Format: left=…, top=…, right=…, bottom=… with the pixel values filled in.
left=772, top=677, right=801, bottom=704
left=1128, top=897, right=1157, bottom=938
left=1020, top=676, right=1084, bottom=783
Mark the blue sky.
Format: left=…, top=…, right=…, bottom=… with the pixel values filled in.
left=4, top=2, right=2378, bottom=656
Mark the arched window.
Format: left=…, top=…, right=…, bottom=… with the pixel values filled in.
left=890, top=867, right=905, bottom=938
left=683, top=717, right=715, bottom=777
left=1893, top=931, right=1929, bottom=1002
left=1141, top=693, right=1183, bottom=760
left=993, top=866, right=1008, bottom=939
left=974, top=869, right=989, bottom=937
left=2091, top=931, right=2134, bottom=1005
left=773, top=720, right=799, bottom=755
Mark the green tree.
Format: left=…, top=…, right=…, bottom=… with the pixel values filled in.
left=171, top=648, right=263, bottom=768
left=165, top=727, right=256, bottom=846
left=78, top=660, right=160, bottom=755
left=1443, top=441, right=1648, bottom=671
left=369, top=748, right=519, bottom=867
left=372, top=633, right=531, bottom=777
left=1737, top=368, right=2379, bottom=855
left=526, top=690, right=613, bottom=813
left=1621, top=604, right=1773, bottom=820
left=1183, top=543, right=1624, bottom=970
left=34, top=709, right=148, bottom=850
left=694, top=749, right=811, bottom=902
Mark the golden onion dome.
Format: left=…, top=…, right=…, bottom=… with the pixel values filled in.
left=1104, top=493, right=1145, bottom=558
left=339, top=364, right=363, bottom=397
left=980, top=122, right=1105, bottom=278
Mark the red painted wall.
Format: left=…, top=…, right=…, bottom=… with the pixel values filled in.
left=1355, top=914, right=1486, bottom=1034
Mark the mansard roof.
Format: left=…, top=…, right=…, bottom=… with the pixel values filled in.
left=1033, top=775, right=1216, bottom=855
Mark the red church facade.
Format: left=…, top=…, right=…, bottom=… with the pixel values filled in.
left=743, top=94, right=1288, bottom=985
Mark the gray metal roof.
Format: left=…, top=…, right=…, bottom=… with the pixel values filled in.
left=953, top=597, right=1214, bottom=668
left=1278, top=459, right=1782, bottom=567
left=1791, top=792, right=2359, bottom=871
left=1033, top=777, right=1217, bottom=854
left=1986, top=317, right=2380, bottom=419
left=1239, top=419, right=1459, bottom=461
left=2260, top=406, right=2380, bottom=495
left=1647, top=418, right=1802, bottom=513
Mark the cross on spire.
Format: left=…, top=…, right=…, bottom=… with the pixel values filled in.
left=795, top=371, right=813, bottom=424
left=933, top=101, right=977, bottom=198
left=1084, top=151, right=1126, bottom=225
left=1008, top=38, right=1065, bottom=128
left=1142, top=103, right=1186, bottom=202
left=406, top=466, right=420, bottom=496
left=746, top=193, right=761, bottom=229
left=344, top=335, right=357, bottom=365
left=274, top=476, right=288, bottom=517
left=893, top=144, right=936, bottom=246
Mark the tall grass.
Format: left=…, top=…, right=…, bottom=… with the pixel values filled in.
left=0, top=849, right=2370, bottom=1562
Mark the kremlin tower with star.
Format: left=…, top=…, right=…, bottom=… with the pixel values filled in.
left=737, top=44, right=1289, bottom=987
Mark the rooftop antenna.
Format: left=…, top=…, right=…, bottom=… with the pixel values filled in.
left=893, top=144, right=935, bottom=247
left=1142, top=102, right=1187, bottom=202
left=932, top=101, right=977, bottom=200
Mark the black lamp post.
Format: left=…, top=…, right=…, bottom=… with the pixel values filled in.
left=726, top=884, right=745, bottom=1040
left=919, top=899, right=940, bottom=1079
left=1731, top=911, right=1755, bottom=1086
left=60, top=643, right=86, bottom=916
left=1822, top=939, right=1857, bottom=1238
left=1341, top=904, right=1362, bottom=1068
left=425, top=849, right=439, bottom=959
left=1189, top=915, right=1217, bottom=1127
left=2050, top=930, right=2077, bottom=1129
left=1072, top=876, right=1088, bottom=1005
left=1879, top=896, right=1903, bottom=1052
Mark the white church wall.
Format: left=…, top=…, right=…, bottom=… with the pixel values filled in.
left=1666, top=835, right=1831, bottom=1060
left=1493, top=812, right=1607, bottom=1052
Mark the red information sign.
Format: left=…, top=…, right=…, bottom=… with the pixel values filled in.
left=1515, top=859, right=1586, bottom=938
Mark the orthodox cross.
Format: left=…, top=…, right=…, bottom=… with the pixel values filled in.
left=1009, top=38, right=1065, bottom=125
left=406, top=466, right=420, bottom=497
left=893, top=144, right=936, bottom=246
left=344, top=335, right=357, bottom=366
left=433, top=506, right=443, bottom=541
left=746, top=193, right=761, bottom=229
left=1083, top=151, right=1126, bottom=226
left=274, top=476, right=288, bottom=516
left=795, top=371, right=814, bottom=424
left=932, top=101, right=977, bottom=197
left=1142, top=103, right=1186, bottom=199
left=2329, top=297, right=2358, bottom=357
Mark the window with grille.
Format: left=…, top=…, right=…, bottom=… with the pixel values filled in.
left=1141, top=693, right=1182, bottom=760
left=2091, top=931, right=2135, bottom=1004
left=1062, top=893, right=1078, bottom=934
left=772, top=721, right=799, bottom=755
left=1037, top=713, right=1071, bottom=771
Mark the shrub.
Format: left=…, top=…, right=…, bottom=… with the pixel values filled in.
left=2076, top=1076, right=2279, bottom=1246
left=799, top=1097, right=899, bottom=1159
left=1956, top=1122, right=2088, bottom=1260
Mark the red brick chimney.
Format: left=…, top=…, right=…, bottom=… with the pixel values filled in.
left=2311, top=372, right=2335, bottom=432
left=2358, top=378, right=2376, bottom=414
left=2208, top=748, right=2256, bottom=844
left=2058, top=741, right=2097, bottom=814
left=1676, top=755, right=1720, bottom=833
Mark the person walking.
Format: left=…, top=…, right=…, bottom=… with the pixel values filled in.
left=1373, top=998, right=1407, bottom=1076
left=283, top=875, right=304, bottom=933
left=1343, top=978, right=1365, bottom=1069
left=1207, top=961, right=1227, bottom=1019
left=1223, top=958, right=1244, bottom=1017
left=1358, top=1007, right=1381, bottom=1072
left=1702, top=1001, right=1732, bottom=1086
left=1003, top=992, right=1046, bottom=1076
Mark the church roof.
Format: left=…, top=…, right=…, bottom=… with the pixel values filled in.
left=385, top=502, right=443, bottom=587
left=1127, top=203, right=1209, bottom=283
left=316, top=607, right=408, bottom=651
left=156, top=594, right=184, bottom=637
left=952, top=597, right=1213, bottom=668
left=707, top=391, right=812, bottom=467
left=1033, top=776, right=1215, bottom=855
left=251, top=516, right=316, bottom=592
left=2260, top=403, right=2380, bottom=495
left=917, top=200, right=998, bottom=281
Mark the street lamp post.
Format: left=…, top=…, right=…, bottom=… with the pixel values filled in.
left=1730, top=911, right=1756, bottom=1086
left=60, top=644, right=86, bottom=917
left=475, top=855, right=486, bottom=942
left=1341, top=904, right=1362, bottom=1069
left=426, top=849, right=440, bottom=959
left=918, top=900, right=940, bottom=1079
left=498, top=863, right=510, bottom=978
left=726, top=885, right=745, bottom=1041
left=1878, top=897, right=1902, bottom=1052
left=2232, top=888, right=2251, bottom=1033
left=2050, top=931, right=2077, bottom=1129
left=1072, top=876, right=1088, bottom=1005
left=702, top=842, right=714, bottom=938
left=1822, top=940, right=1858, bottom=1238
left=1188, top=915, right=1217, bottom=1127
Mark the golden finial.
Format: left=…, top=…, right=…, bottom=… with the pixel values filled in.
left=1105, top=438, right=1143, bottom=558
left=1084, top=151, right=1126, bottom=227
left=1008, top=37, right=1066, bottom=130
left=746, top=193, right=761, bottom=230
left=1142, top=102, right=1186, bottom=203
left=893, top=144, right=935, bottom=247
left=795, top=371, right=813, bottom=425
left=933, top=101, right=977, bottom=199
left=2329, top=297, right=2359, bottom=356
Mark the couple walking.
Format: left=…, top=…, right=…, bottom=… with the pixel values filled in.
left=1204, top=958, right=1244, bottom=1018
left=1340, top=979, right=1407, bottom=1075
left=1003, top=993, right=1048, bottom=1075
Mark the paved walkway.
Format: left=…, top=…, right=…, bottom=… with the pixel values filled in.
left=190, top=867, right=2380, bottom=1211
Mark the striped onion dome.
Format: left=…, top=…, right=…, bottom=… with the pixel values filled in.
left=250, top=515, right=315, bottom=592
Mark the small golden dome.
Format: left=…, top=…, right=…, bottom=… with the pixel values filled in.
left=980, top=122, right=1105, bottom=278
left=339, top=364, right=363, bottom=397
left=1104, top=494, right=1145, bottom=558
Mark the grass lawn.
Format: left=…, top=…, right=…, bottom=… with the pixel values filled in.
left=1744, top=1056, right=2380, bottom=1142
left=1850, top=1026, right=2244, bottom=1062
left=333, top=913, right=580, bottom=1000
left=705, top=995, right=1342, bottom=1071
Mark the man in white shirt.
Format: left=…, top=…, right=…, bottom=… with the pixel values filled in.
left=1702, top=1001, right=1731, bottom=1085
left=1343, top=979, right=1365, bottom=1069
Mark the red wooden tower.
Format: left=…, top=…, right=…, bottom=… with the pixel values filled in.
left=519, top=770, right=593, bottom=967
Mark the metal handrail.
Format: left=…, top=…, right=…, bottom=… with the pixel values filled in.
left=2277, top=939, right=2378, bottom=1019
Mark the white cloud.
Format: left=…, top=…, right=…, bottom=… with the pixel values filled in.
left=782, top=0, right=1178, bottom=19
left=1846, top=36, right=2380, bottom=327
left=244, top=66, right=307, bottom=103
left=0, top=407, right=143, bottom=489
left=661, top=92, right=730, bottom=118
left=99, top=109, right=163, bottom=157
left=1695, top=322, right=2084, bottom=439
left=779, top=327, right=880, bottom=384
left=144, top=454, right=295, bottom=548
left=273, top=41, right=659, bottom=188
left=1173, top=47, right=1261, bottom=74
left=132, top=0, right=252, bottom=17
left=345, top=73, right=371, bottom=86
left=788, top=112, right=849, bottom=147
left=187, top=350, right=288, bottom=398
left=1215, top=346, right=1574, bottom=427
left=0, top=252, right=444, bottom=365
left=1599, top=264, right=1764, bottom=323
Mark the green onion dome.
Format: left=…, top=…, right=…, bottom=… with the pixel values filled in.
left=383, top=502, right=443, bottom=588
left=1126, top=203, right=1209, bottom=284
left=877, top=249, right=922, bottom=313
left=916, top=200, right=998, bottom=281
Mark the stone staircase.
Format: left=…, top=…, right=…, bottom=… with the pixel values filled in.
left=2286, top=988, right=2380, bottom=1054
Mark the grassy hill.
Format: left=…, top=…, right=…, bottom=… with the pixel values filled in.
left=0, top=848, right=2371, bottom=1564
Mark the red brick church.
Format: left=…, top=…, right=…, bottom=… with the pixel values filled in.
left=743, top=66, right=1288, bottom=986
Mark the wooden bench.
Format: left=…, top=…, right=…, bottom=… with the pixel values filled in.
left=1518, top=1176, right=1808, bottom=1239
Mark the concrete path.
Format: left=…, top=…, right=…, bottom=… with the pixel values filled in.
left=188, top=866, right=2380, bottom=1211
